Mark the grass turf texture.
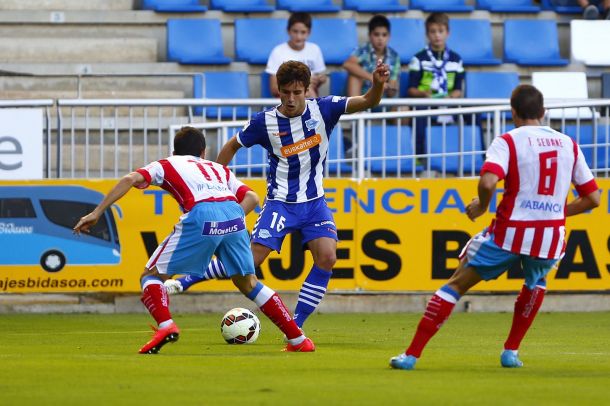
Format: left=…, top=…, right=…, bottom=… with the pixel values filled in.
left=1, top=312, right=609, bottom=405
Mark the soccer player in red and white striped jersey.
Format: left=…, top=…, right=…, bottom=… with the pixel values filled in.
left=390, top=84, right=601, bottom=370
left=74, top=127, right=314, bottom=354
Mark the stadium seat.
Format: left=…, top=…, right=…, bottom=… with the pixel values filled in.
left=166, top=19, right=230, bottom=64
left=504, top=20, right=568, bottom=66
left=540, top=0, right=582, bottom=13
left=570, top=21, right=610, bottom=66
left=142, top=0, right=207, bottom=12
left=330, top=71, right=348, bottom=96
left=428, top=125, right=484, bottom=175
left=477, top=0, right=540, bottom=13
left=343, top=0, right=407, bottom=12
left=409, top=0, right=473, bottom=12
left=309, top=19, right=358, bottom=64
left=260, top=72, right=273, bottom=98
left=564, top=125, right=609, bottom=170
left=367, top=125, right=419, bottom=174
left=447, top=19, right=501, bottom=66
left=603, top=73, right=610, bottom=98
left=276, top=0, right=340, bottom=12
left=235, top=19, right=287, bottom=64
left=232, top=143, right=267, bottom=175
left=465, top=72, right=519, bottom=99
left=328, top=127, right=353, bottom=174
left=532, top=72, right=593, bottom=119
left=193, top=72, right=250, bottom=118
left=388, top=18, right=425, bottom=64
left=399, top=71, right=410, bottom=98
left=209, top=0, right=274, bottom=12
left=466, top=72, right=519, bottom=120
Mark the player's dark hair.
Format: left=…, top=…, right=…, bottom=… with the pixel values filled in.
left=287, top=12, right=312, bottom=31
left=368, top=15, right=391, bottom=34
left=425, top=12, right=449, bottom=32
left=174, top=126, right=206, bottom=157
left=276, top=60, right=311, bottom=91
left=511, top=84, right=545, bottom=120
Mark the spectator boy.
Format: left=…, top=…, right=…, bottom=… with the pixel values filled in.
left=343, top=15, right=400, bottom=98
left=266, top=12, right=327, bottom=98
left=408, top=13, right=465, bottom=155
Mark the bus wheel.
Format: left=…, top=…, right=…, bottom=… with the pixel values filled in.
left=40, top=250, right=66, bottom=272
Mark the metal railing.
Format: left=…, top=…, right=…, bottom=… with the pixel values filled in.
left=51, top=98, right=610, bottom=179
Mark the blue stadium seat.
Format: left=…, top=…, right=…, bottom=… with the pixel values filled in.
left=603, top=73, right=610, bottom=98
left=309, top=19, right=358, bottom=64
left=142, top=0, right=206, bottom=12
left=260, top=72, right=273, bottom=98
left=428, top=125, right=484, bottom=174
left=564, top=125, right=609, bottom=170
left=330, top=71, right=348, bottom=96
left=210, top=0, right=274, bottom=12
left=409, top=0, right=473, bottom=12
left=343, top=0, right=407, bottom=12
left=328, top=127, right=353, bottom=174
left=447, top=19, right=501, bottom=66
left=193, top=72, right=250, bottom=118
left=477, top=0, right=540, bottom=13
left=541, top=0, right=582, bottom=13
left=167, top=19, right=230, bottom=64
left=235, top=19, right=287, bottom=64
left=504, top=20, right=568, bottom=66
left=399, top=71, right=410, bottom=98
left=367, top=126, right=419, bottom=174
left=465, top=72, right=519, bottom=99
left=277, top=0, right=340, bottom=12
left=465, top=72, right=519, bottom=120
left=232, top=143, right=267, bottom=175
left=388, top=18, right=425, bottom=64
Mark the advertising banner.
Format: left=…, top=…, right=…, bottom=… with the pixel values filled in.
left=0, top=179, right=608, bottom=293
left=0, top=109, right=43, bottom=180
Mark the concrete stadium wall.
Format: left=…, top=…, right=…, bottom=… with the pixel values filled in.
left=1, top=292, right=609, bottom=314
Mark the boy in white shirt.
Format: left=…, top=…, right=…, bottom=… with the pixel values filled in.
left=266, top=12, right=326, bottom=98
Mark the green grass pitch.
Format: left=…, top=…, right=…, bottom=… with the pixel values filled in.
left=1, top=312, right=609, bottom=405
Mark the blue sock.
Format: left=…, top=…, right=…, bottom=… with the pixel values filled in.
left=293, top=265, right=332, bottom=328
left=177, top=258, right=228, bottom=291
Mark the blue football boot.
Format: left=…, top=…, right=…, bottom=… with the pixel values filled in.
left=501, top=350, right=523, bottom=368
left=389, top=353, right=418, bottom=370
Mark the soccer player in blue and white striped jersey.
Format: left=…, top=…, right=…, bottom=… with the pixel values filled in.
left=216, top=60, right=389, bottom=329
left=166, top=60, right=389, bottom=332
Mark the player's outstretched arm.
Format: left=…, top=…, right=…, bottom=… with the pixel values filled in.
left=346, top=59, right=390, bottom=114
left=566, top=189, right=600, bottom=217
left=73, top=171, right=145, bottom=234
left=217, top=135, right=242, bottom=166
left=466, top=172, right=499, bottom=221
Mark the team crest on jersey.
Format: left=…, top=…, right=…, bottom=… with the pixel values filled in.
left=257, top=229, right=272, bottom=239
left=305, top=118, right=319, bottom=131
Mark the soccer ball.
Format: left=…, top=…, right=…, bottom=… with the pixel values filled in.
left=220, top=308, right=260, bottom=344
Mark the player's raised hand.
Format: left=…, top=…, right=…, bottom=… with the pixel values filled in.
left=73, top=211, right=100, bottom=234
left=372, top=58, right=390, bottom=85
left=466, top=197, right=486, bottom=221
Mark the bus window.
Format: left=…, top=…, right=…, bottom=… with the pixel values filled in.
left=108, top=208, right=120, bottom=245
left=0, top=198, right=36, bottom=218
left=40, top=200, right=111, bottom=242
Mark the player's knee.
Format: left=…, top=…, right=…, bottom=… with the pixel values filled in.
left=232, top=274, right=257, bottom=295
left=315, top=253, right=336, bottom=271
left=139, top=266, right=164, bottom=282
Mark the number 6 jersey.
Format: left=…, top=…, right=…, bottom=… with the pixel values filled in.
left=481, top=126, right=598, bottom=259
